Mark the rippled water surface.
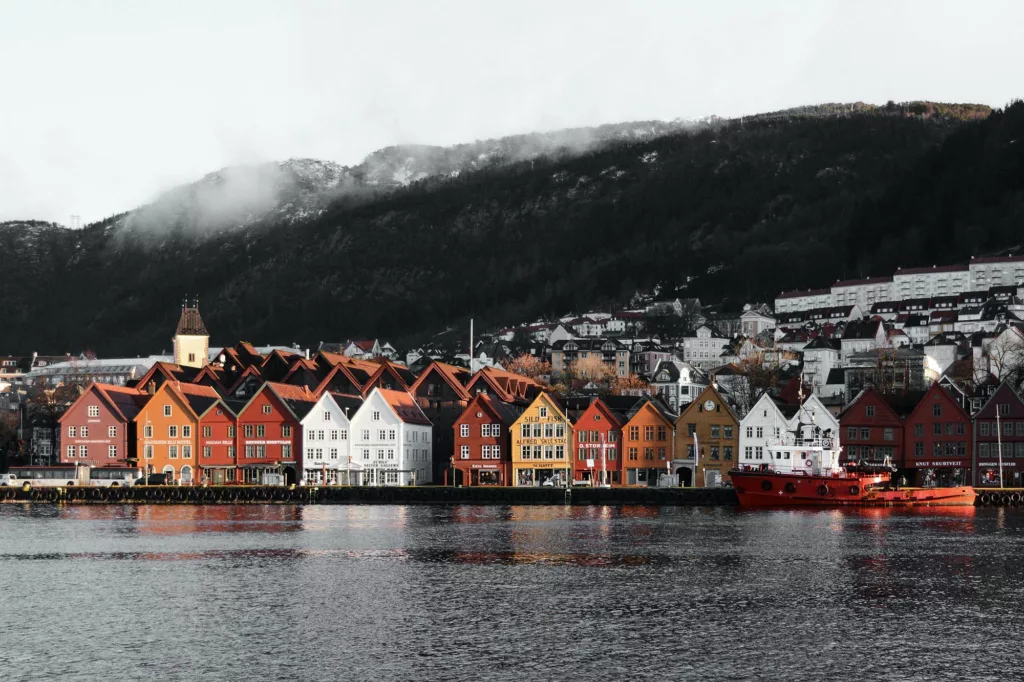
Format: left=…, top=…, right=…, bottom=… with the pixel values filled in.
left=0, top=504, right=1022, bottom=681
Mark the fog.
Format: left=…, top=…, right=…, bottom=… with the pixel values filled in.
left=1, top=0, right=1021, bottom=224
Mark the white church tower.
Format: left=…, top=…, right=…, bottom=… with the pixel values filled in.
left=173, top=298, right=209, bottom=369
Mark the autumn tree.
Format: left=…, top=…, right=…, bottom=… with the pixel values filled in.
left=610, top=373, right=651, bottom=396
left=567, top=355, right=616, bottom=385
left=505, top=353, right=551, bottom=383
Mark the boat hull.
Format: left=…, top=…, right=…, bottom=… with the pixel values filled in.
left=730, top=470, right=975, bottom=508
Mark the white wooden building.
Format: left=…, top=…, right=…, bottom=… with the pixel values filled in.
left=300, top=392, right=363, bottom=485
left=350, top=388, right=433, bottom=486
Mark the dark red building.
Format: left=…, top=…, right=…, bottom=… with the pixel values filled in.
left=974, top=382, right=1024, bottom=488
left=572, top=398, right=625, bottom=486
left=195, top=396, right=241, bottom=485
left=902, top=382, right=971, bottom=487
left=236, top=382, right=316, bottom=485
left=452, top=393, right=518, bottom=485
left=839, top=388, right=923, bottom=470
left=59, top=383, right=146, bottom=467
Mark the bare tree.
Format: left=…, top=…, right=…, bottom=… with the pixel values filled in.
left=986, top=329, right=1024, bottom=389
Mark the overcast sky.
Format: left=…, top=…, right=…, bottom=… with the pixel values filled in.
left=1, top=0, right=1021, bottom=224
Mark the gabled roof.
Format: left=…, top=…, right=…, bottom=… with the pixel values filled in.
left=842, top=319, right=882, bottom=341
left=365, top=360, right=415, bottom=392
left=375, top=388, right=432, bottom=426
left=410, top=361, right=472, bottom=400
left=237, top=381, right=318, bottom=422
left=975, top=381, right=1024, bottom=418
left=461, top=392, right=522, bottom=428
left=623, top=396, right=676, bottom=428
left=677, top=383, right=739, bottom=424
left=905, top=381, right=971, bottom=424
left=172, top=382, right=223, bottom=419
left=464, top=366, right=542, bottom=403
left=63, top=383, right=149, bottom=424
left=803, top=336, right=840, bottom=352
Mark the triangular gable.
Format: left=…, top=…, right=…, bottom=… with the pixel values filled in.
left=837, top=388, right=903, bottom=423
left=624, top=398, right=675, bottom=430
left=192, top=364, right=226, bottom=391
left=133, top=381, right=203, bottom=424
left=367, top=388, right=432, bottom=425
left=519, top=392, right=569, bottom=424
left=582, top=398, right=627, bottom=429
left=410, top=361, right=472, bottom=400
left=364, top=361, right=412, bottom=393
left=300, top=391, right=351, bottom=427
left=678, top=383, right=739, bottom=425
left=236, top=382, right=315, bottom=423
left=975, top=381, right=1024, bottom=419
left=224, top=364, right=264, bottom=396
left=905, top=381, right=972, bottom=425
left=313, top=363, right=364, bottom=396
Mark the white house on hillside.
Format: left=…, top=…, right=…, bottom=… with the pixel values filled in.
left=350, top=388, right=433, bottom=486
left=802, top=337, right=840, bottom=393
left=649, top=359, right=707, bottom=411
left=683, top=325, right=730, bottom=370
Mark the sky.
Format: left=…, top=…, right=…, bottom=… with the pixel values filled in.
left=1, top=0, right=1022, bottom=224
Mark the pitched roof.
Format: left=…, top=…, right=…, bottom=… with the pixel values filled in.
left=833, top=275, right=893, bottom=287
left=84, top=383, right=149, bottom=423
left=896, top=264, right=969, bottom=275
left=377, top=388, right=432, bottom=426
left=410, top=361, right=472, bottom=400
left=842, top=319, right=882, bottom=340
left=464, top=392, right=521, bottom=428
left=176, top=305, right=208, bottom=336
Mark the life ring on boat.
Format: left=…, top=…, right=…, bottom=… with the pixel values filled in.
left=822, top=438, right=832, bottom=448
left=817, top=484, right=829, bottom=497
left=784, top=482, right=797, bottom=494
left=849, top=485, right=860, bottom=496
left=760, top=480, right=773, bottom=492
left=805, top=460, right=813, bottom=468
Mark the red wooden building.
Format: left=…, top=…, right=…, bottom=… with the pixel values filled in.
left=236, top=382, right=317, bottom=485
left=59, top=383, right=147, bottom=467
left=452, top=393, right=518, bottom=485
left=193, top=393, right=241, bottom=485
left=839, top=389, right=923, bottom=470
left=571, top=398, right=625, bottom=486
left=902, top=382, right=971, bottom=487
left=974, top=382, right=1024, bottom=488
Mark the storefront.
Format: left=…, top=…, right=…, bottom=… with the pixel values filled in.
left=201, top=466, right=236, bottom=485
left=909, top=460, right=969, bottom=487
left=977, top=460, right=1020, bottom=487
left=515, top=461, right=570, bottom=487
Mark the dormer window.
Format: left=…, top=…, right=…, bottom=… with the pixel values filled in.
left=539, top=406, right=548, bottom=418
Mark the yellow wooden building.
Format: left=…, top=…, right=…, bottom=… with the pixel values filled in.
left=511, top=392, right=573, bottom=486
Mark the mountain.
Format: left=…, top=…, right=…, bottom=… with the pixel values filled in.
left=3, top=100, right=1019, bottom=357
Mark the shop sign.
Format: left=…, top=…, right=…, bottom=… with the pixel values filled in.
left=915, top=460, right=966, bottom=467
left=519, top=438, right=566, bottom=446
left=515, top=462, right=564, bottom=470
left=470, top=464, right=499, bottom=469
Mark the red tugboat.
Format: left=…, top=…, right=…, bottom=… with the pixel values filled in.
left=730, top=400, right=975, bottom=508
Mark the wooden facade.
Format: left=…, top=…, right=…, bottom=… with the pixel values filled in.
left=623, top=399, right=675, bottom=486
left=510, top=393, right=573, bottom=487
left=674, top=384, right=739, bottom=487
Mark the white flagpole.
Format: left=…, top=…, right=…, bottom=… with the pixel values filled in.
left=693, top=432, right=699, bottom=488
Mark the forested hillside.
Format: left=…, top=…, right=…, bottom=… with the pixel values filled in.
left=3, top=100, right=1021, bottom=357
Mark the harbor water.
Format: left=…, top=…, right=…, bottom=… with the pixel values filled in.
left=0, top=504, right=1022, bottom=681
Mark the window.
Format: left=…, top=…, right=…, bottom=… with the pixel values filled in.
left=846, top=427, right=856, bottom=441
left=1005, top=421, right=1014, bottom=436
left=493, top=445, right=500, bottom=459
left=555, top=423, right=565, bottom=438
left=282, top=445, right=291, bottom=459
left=108, top=445, right=117, bottom=459
left=521, top=445, right=531, bottom=460
left=203, top=446, right=211, bottom=458
left=999, top=404, right=1010, bottom=416
left=608, top=431, right=617, bottom=443
left=981, top=422, right=990, bottom=436
left=169, top=445, right=178, bottom=459
left=723, top=446, right=732, bottom=461
left=481, top=445, right=491, bottom=459
left=860, top=427, right=870, bottom=440
left=629, top=426, right=640, bottom=441
left=866, top=405, right=875, bottom=417
left=687, top=423, right=696, bottom=436
left=755, top=446, right=763, bottom=460
left=932, top=403, right=942, bottom=417
left=658, top=447, right=667, bottom=460
left=710, top=425, right=720, bottom=439
left=323, top=411, right=331, bottom=422
left=378, top=429, right=387, bottom=440
left=539, top=407, right=548, bottom=418
left=68, top=426, right=77, bottom=438
left=66, top=445, right=75, bottom=459
left=182, top=425, right=192, bottom=438
left=228, top=426, right=236, bottom=437
left=461, top=424, right=470, bottom=438
left=87, top=406, right=99, bottom=417
left=245, top=444, right=255, bottom=458
left=81, top=426, right=89, bottom=437
left=544, top=446, right=554, bottom=460
left=389, top=429, right=396, bottom=441
left=710, top=446, right=720, bottom=460
left=746, top=427, right=753, bottom=438
left=657, top=426, right=667, bottom=441
left=914, top=424, right=923, bottom=437
left=182, top=446, right=192, bottom=459
left=330, top=448, right=338, bottom=460
left=933, top=423, right=942, bottom=436
left=262, top=405, right=272, bottom=415
left=946, top=423, right=955, bottom=436
left=755, top=426, right=763, bottom=439
left=163, top=405, right=172, bottom=417
left=461, top=445, right=470, bottom=459
left=361, top=429, right=370, bottom=440
left=256, top=425, right=265, bottom=438
left=372, top=411, right=381, bottom=421
left=628, top=447, right=638, bottom=461
left=915, top=442, right=924, bottom=457
left=78, top=445, right=88, bottom=458
left=168, top=425, right=178, bottom=438
left=724, top=426, right=733, bottom=440
left=244, top=424, right=254, bottom=438
left=144, top=445, right=153, bottom=460
left=745, top=446, right=753, bottom=459
left=644, top=426, right=655, bottom=441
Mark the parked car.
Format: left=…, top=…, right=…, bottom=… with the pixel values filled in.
left=134, top=473, right=171, bottom=486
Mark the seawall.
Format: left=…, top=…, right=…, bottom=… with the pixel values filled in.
left=0, top=485, right=738, bottom=506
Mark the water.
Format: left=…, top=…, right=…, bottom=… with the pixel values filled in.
left=0, top=504, right=1021, bottom=681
